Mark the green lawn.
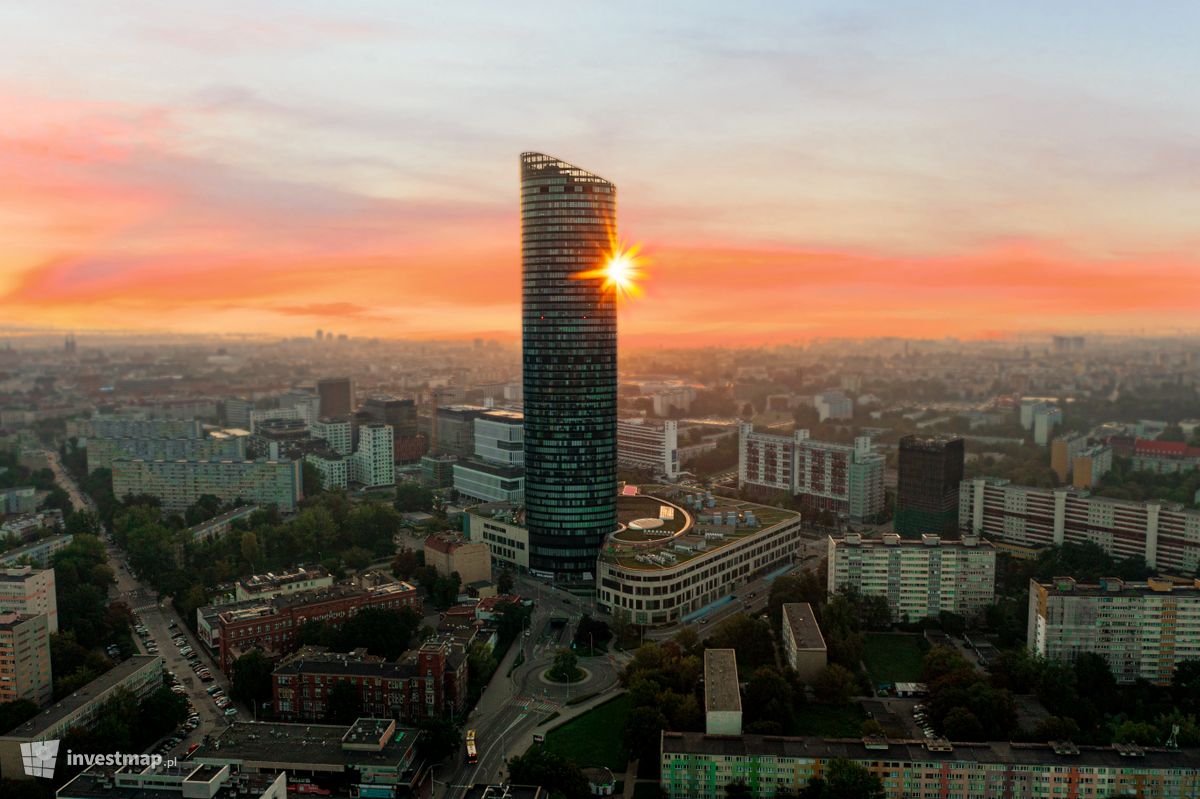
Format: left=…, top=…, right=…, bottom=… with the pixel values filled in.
left=543, top=694, right=630, bottom=772
left=790, top=703, right=866, bottom=737
left=863, top=633, right=929, bottom=684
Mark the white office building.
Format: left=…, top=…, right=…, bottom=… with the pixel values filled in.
left=618, top=419, right=680, bottom=479
left=311, top=418, right=353, bottom=456
left=349, top=424, right=394, bottom=488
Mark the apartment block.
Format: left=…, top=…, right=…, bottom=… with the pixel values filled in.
left=703, top=649, right=741, bottom=736
left=618, top=419, right=680, bottom=479
left=0, top=655, right=162, bottom=779
left=660, top=733, right=1200, bottom=799
left=305, top=451, right=348, bottom=490
left=895, top=435, right=964, bottom=536
left=1028, top=576, right=1200, bottom=685
left=738, top=425, right=884, bottom=521
left=350, top=423, right=395, bottom=488
left=71, top=416, right=202, bottom=440
left=1050, top=433, right=1087, bottom=482
left=1033, top=406, right=1062, bottom=446
left=960, top=477, right=1200, bottom=575
left=0, top=533, right=73, bottom=568
left=0, top=487, right=35, bottom=515
left=827, top=532, right=995, bottom=622
left=273, top=640, right=468, bottom=723
left=113, top=458, right=302, bottom=513
left=1072, top=444, right=1113, bottom=489
left=311, top=417, right=353, bottom=456
left=780, top=602, right=826, bottom=682
left=0, top=612, right=52, bottom=705
left=86, top=430, right=248, bottom=472
left=0, top=566, right=57, bottom=633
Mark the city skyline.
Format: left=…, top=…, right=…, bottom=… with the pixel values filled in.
left=3, top=2, right=1200, bottom=346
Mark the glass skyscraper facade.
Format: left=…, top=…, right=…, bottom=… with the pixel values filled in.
left=520, top=152, right=618, bottom=581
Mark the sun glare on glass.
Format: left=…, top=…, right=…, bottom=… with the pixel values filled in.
left=578, top=241, right=646, bottom=301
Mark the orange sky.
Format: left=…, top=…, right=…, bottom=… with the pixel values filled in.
left=2, top=3, right=1199, bottom=345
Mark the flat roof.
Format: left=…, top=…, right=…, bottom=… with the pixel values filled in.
left=58, top=765, right=283, bottom=799
left=661, top=732, right=1200, bottom=770
left=199, top=719, right=417, bottom=770
left=0, top=655, right=161, bottom=740
left=782, top=603, right=827, bottom=652
left=703, top=649, right=741, bottom=714
left=453, top=460, right=525, bottom=478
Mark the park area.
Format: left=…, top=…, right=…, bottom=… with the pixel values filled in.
left=863, top=633, right=929, bottom=685
left=543, top=694, right=631, bottom=772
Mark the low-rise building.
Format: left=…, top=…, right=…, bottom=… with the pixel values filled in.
left=0, top=533, right=73, bottom=568
left=464, top=504, right=529, bottom=572
left=0, top=611, right=52, bottom=705
left=703, top=649, right=741, bottom=736
left=184, top=505, right=259, bottom=545
left=0, top=655, right=162, bottom=779
left=58, top=764, right=287, bottom=799
left=780, top=602, right=826, bottom=681
left=196, top=717, right=423, bottom=799
left=273, top=640, right=468, bottom=723
left=423, top=533, right=491, bottom=586
left=1131, top=438, right=1200, bottom=474
left=1028, top=576, right=1200, bottom=685
left=827, top=533, right=996, bottom=623
left=452, top=460, right=524, bottom=504
left=0, top=486, right=36, bottom=515
left=0, top=566, right=57, bottom=632
left=235, top=566, right=333, bottom=602
left=660, top=733, right=1200, bottom=799
left=960, top=477, right=1200, bottom=575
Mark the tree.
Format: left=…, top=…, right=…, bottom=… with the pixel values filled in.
left=391, top=548, right=420, bottom=580
left=821, top=758, right=885, bottom=799
left=301, top=460, right=324, bottom=496
left=705, top=614, right=774, bottom=671
left=416, top=717, right=460, bottom=763
left=812, top=664, right=857, bottom=706
left=342, top=545, right=373, bottom=571
left=549, top=648, right=582, bottom=682
left=230, top=650, right=273, bottom=710
left=497, top=568, right=515, bottom=595
left=573, top=615, right=612, bottom=652
left=942, top=706, right=985, bottom=740
left=1072, top=652, right=1117, bottom=711
left=334, top=607, right=420, bottom=659
left=239, top=531, right=261, bottom=569
left=725, top=781, right=753, bottom=799
left=745, top=666, right=797, bottom=730
left=394, top=482, right=434, bottom=512
left=624, top=705, right=669, bottom=765
left=508, top=748, right=590, bottom=799
left=937, top=611, right=967, bottom=637
left=0, top=699, right=39, bottom=735
left=1033, top=715, right=1080, bottom=742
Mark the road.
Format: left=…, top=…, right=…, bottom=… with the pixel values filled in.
left=47, top=449, right=236, bottom=756
left=433, top=574, right=624, bottom=799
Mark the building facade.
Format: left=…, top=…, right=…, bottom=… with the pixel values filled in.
left=217, top=580, right=420, bottom=670
left=520, top=152, right=619, bottom=582
left=780, top=602, right=826, bottom=682
left=235, top=566, right=333, bottom=602
left=895, top=435, right=964, bottom=536
left=0, top=566, right=57, bottom=633
left=1028, top=576, right=1200, bottom=685
left=618, top=419, right=680, bottom=479
left=660, top=733, right=1200, bottom=799
left=0, top=533, right=73, bottom=568
left=464, top=506, right=530, bottom=572
left=827, top=533, right=996, bottom=622
left=0, top=655, right=162, bottom=779
left=453, top=410, right=525, bottom=504
left=112, top=458, right=303, bottom=513
left=86, top=432, right=248, bottom=473
left=273, top=641, right=468, bottom=724
left=1072, top=444, right=1113, bottom=489
left=738, top=426, right=884, bottom=521
left=1050, top=433, right=1087, bottom=482
left=423, top=533, right=492, bottom=586
left=306, top=451, right=348, bottom=490
left=311, top=418, right=353, bottom=456
left=0, top=612, right=52, bottom=705
left=317, top=377, right=355, bottom=419
left=350, top=424, right=395, bottom=488
left=1131, top=439, right=1200, bottom=474
left=960, top=477, right=1200, bottom=574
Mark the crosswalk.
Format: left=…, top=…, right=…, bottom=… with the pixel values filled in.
left=513, top=696, right=559, bottom=714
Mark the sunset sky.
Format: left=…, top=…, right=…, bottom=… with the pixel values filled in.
left=3, top=1, right=1199, bottom=346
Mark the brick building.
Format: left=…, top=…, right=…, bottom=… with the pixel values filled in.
left=272, top=640, right=468, bottom=723
left=218, top=579, right=419, bottom=671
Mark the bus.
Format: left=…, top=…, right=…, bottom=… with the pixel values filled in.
left=465, top=729, right=478, bottom=764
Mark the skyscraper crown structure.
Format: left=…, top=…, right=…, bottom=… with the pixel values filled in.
left=520, top=152, right=618, bottom=581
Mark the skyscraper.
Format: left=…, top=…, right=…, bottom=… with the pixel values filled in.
left=520, top=152, right=618, bottom=581
left=895, top=434, right=965, bottom=536
left=317, top=377, right=354, bottom=419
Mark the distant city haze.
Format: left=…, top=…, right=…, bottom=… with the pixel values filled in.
left=2, top=2, right=1199, bottom=344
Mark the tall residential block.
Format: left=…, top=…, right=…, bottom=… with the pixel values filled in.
left=349, top=424, right=395, bottom=488
left=895, top=435, right=964, bottom=536
left=1050, top=433, right=1087, bottom=482
left=0, top=612, right=52, bottom=706
left=1028, top=576, right=1200, bottom=685
left=828, top=532, right=995, bottom=622
left=0, top=567, right=57, bottom=633
left=738, top=425, right=885, bottom=522
left=520, top=152, right=618, bottom=581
